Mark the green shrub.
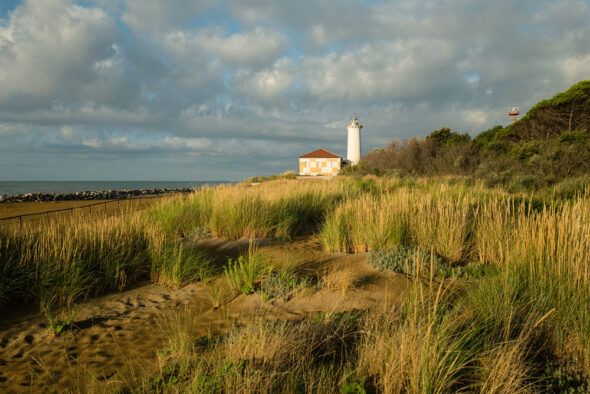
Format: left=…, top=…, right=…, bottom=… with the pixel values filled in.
left=224, top=252, right=273, bottom=295
left=283, top=171, right=297, bottom=179
left=261, top=267, right=311, bottom=302
left=559, top=129, right=589, bottom=144
left=367, top=246, right=445, bottom=276
left=551, top=175, right=590, bottom=199
left=507, top=174, right=539, bottom=193
left=541, top=361, right=590, bottom=392
left=510, top=141, right=542, bottom=161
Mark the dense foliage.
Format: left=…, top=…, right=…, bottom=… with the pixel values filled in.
left=359, top=80, right=590, bottom=190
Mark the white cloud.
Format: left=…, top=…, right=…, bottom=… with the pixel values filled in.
left=164, top=27, right=287, bottom=69
left=162, top=136, right=212, bottom=151
left=60, top=126, right=75, bottom=140
left=82, top=138, right=101, bottom=148
left=231, top=58, right=295, bottom=105
left=464, top=109, right=489, bottom=128
left=121, top=0, right=215, bottom=34
left=562, top=55, right=590, bottom=86
left=1, top=0, right=590, bottom=180
left=0, top=0, right=117, bottom=108
left=295, top=39, right=458, bottom=104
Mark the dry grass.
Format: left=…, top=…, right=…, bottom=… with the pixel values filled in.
left=321, top=259, right=364, bottom=295
left=357, top=276, right=552, bottom=393
left=143, top=311, right=359, bottom=393
left=0, top=207, right=211, bottom=310
left=156, top=307, right=203, bottom=358
left=358, top=280, right=473, bottom=393
left=321, top=191, right=411, bottom=253
left=147, top=179, right=354, bottom=241
left=322, top=182, right=475, bottom=262
left=205, top=278, right=231, bottom=309
left=476, top=342, right=533, bottom=394
left=5, top=176, right=590, bottom=391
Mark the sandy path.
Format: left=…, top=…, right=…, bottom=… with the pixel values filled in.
left=0, top=236, right=410, bottom=392
left=0, top=282, right=215, bottom=392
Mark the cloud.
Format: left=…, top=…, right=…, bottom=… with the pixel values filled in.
left=162, top=26, right=287, bottom=72
left=121, top=0, right=215, bottom=34
left=193, top=27, right=288, bottom=69
left=231, top=58, right=295, bottom=105
left=0, top=0, right=590, bottom=180
left=562, top=55, right=590, bottom=85
left=0, top=0, right=117, bottom=110
left=60, top=126, right=76, bottom=141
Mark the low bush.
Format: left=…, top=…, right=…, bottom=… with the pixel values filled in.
left=261, top=266, right=311, bottom=302
left=224, top=251, right=273, bottom=295
left=367, top=246, right=444, bottom=276
left=368, top=246, right=498, bottom=280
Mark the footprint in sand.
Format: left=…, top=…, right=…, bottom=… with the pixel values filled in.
left=150, top=294, right=171, bottom=303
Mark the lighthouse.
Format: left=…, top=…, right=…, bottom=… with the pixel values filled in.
left=346, top=116, right=363, bottom=165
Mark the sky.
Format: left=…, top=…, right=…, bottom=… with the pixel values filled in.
left=0, top=0, right=589, bottom=181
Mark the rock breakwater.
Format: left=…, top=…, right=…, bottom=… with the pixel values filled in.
left=0, top=188, right=194, bottom=203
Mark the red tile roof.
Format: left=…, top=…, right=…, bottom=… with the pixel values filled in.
left=299, top=148, right=342, bottom=159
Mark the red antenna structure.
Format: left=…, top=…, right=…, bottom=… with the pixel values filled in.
left=508, top=106, right=520, bottom=123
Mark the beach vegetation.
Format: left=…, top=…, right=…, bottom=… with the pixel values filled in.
left=360, top=80, right=590, bottom=190
left=224, top=250, right=273, bottom=295
left=3, top=171, right=590, bottom=391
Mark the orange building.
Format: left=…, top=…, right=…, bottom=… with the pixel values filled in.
left=298, top=149, right=342, bottom=176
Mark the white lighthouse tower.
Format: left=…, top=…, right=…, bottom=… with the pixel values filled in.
left=346, top=116, right=363, bottom=165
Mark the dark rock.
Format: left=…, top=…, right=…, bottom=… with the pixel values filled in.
left=0, top=188, right=195, bottom=203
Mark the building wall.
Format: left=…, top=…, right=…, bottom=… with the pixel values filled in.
left=299, top=158, right=341, bottom=176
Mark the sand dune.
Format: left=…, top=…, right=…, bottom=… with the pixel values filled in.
left=0, top=236, right=410, bottom=392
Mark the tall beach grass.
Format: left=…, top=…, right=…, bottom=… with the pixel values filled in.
left=4, top=175, right=590, bottom=390
left=145, top=179, right=356, bottom=241
left=0, top=211, right=212, bottom=311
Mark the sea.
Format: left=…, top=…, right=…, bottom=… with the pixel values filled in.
left=0, top=181, right=230, bottom=196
